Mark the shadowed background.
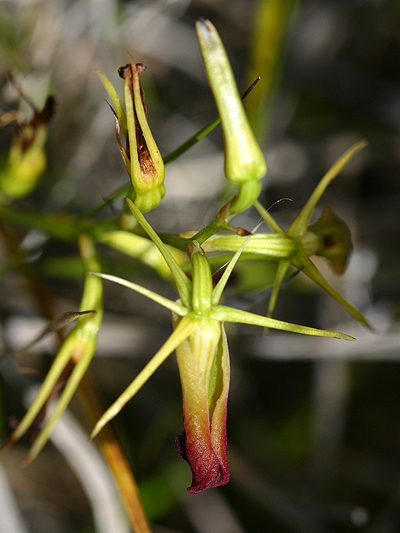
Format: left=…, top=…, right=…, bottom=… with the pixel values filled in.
left=1, top=0, right=400, bottom=532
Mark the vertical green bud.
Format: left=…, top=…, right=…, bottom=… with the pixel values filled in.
left=189, top=241, right=213, bottom=315
left=97, top=59, right=165, bottom=213
left=196, top=19, right=266, bottom=187
left=119, top=60, right=165, bottom=212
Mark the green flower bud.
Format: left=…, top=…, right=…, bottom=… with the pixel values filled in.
left=0, top=97, right=55, bottom=199
left=196, top=19, right=266, bottom=186
left=97, top=59, right=165, bottom=213
left=190, top=242, right=213, bottom=315
left=131, top=185, right=166, bottom=213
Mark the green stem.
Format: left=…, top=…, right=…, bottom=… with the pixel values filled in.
left=191, top=218, right=229, bottom=247
left=163, top=117, right=221, bottom=165
left=158, top=78, right=261, bottom=167
left=81, top=184, right=130, bottom=220
left=0, top=204, right=80, bottom=242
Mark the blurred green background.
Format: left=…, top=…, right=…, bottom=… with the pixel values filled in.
left=1, top=0, right=400, bottom=532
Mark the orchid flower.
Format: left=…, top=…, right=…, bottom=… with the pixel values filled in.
left=205, top=140, right=371, bottom=329
left=97, top=58, right=165, bottom=214
left=89, top=199, right=354, bottom=494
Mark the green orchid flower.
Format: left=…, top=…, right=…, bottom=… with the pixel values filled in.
left=205, top=140, right=371, bottom=328
left=97, top=58, right=165, bottom=214
left=89, top=199, right=354, bottom=494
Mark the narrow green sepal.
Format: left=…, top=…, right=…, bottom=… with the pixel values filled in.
left=293, top=252, right=372, bottom=330
left=211, top=305, right=355, bottom=340
left=288, top=140, right=367, bottom=237
left=126, top=198, right=192, bottom=309
left=90, top=272, right=187, bottom=316
left=267, top=258, right=291, bottom=318
left=91, top=314, right=197, bottom=438
left=96, top=70, right=127, bottom=136
left=97, top=230, right=187, bottom=278
left=191, top=246, right=213, bottom=315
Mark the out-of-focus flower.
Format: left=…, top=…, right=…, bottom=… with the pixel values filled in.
left=0, top=96, right=55, bottom=199
left=89, top=200, right=354, bottom=494
left=1, top=234, right=103, bottom=461
left=97, top=59, right=165, bottom=214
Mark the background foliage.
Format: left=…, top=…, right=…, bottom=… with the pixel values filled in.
left=1, top=0, right=400, bottom=532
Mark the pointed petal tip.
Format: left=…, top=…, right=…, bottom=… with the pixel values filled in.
left=90, top=420, right=104, bottom=440
left=357, top=315, right=374, bottom=332
left=356, top=139, right=368, bottom=150
left=91, top=409, right=117, bottom=440
left=187, top=471, right=230, bottom=495
left=337, top=332, right=356, bottom=341
left=196, top=17, right=210, bottom=30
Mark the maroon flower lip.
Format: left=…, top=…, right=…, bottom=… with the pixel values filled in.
left=174, top=435, right=229, bottom=494
left=174, top=419, right=229, bottom=495
left=173, top=319, right=230, bottom=494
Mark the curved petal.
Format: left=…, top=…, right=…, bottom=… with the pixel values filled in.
left=174, top=320, right=230, bottom=494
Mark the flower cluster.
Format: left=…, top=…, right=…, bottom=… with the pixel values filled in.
left=1, top=19, right=369, bottom=498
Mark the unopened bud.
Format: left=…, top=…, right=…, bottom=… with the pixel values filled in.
left=98, top=59, right=165, bottom=213
left=196, top=19, right=266, bottom=187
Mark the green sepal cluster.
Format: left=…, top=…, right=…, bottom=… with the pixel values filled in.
left=97, top=59, right=165, bottom=214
